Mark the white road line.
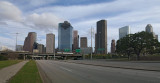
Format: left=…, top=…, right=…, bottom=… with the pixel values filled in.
left=60, top=66, right=72, bottom=72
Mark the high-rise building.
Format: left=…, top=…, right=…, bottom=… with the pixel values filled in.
left=119, top=26, right=130, bottom=39
left=58, top=21, right=73, bottom=51
left=111, top=39, right=116, bottom=53
left=23, top=32, right=37, bottom=52
left=145, top=24, right=153, bottom=33
left=95, top=20, right=107, bottom=54
left=80, top=37, right=87, bottom=48
left=145, top=24, right=156, bottom=38
left=46, top=33, right=55, bottom=53
left=73, top=30, right=79, bottom=50
left=38, top=44, right=45, bottom=53
left=95, top=33, right=97, bottom=53
left=16, top=45, right=23, bottom=51
left=155, top=35, right=158, bottom=40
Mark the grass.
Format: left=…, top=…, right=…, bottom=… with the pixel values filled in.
left=9, top=60, right=42, bottom=83
left=0, top=60, right=22, bottom=69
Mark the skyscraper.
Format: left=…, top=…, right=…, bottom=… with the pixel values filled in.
left=111, top=39, right=116, bottom=53
left=95, top=20, right=107, bottom=54
left=23, top=32, right=37, bottom=52
left=145, top=24, right=153, bottom=33
left=73, top=30, right=79, bottom=50
left=80, top=37, right=87, bottom=48
left=145, top=24, right=156, bottom=38
left=95, top=33, right=97, bottom=53
left=119, top=26, right=130, bottom=39
left=58, top=21, right=73, bottom=51
left=46, top=33, right=55, bottom=53
left=16, top=45, right=23, bottom=51
left=155, top=35, right=158, bottom=40
left=38, top=44, right=45, bottom=53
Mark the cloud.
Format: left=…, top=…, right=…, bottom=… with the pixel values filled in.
left=26, top=13, right=64, bottom=31
left=0, top=1, right=22, bottom=22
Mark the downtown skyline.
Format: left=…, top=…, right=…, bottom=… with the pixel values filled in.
left=0, top=0, right=160, bottom=51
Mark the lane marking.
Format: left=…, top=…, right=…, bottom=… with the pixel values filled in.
left=60, top=66, right=72, bottom=72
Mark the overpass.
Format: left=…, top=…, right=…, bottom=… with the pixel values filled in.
left=0, top=51, right=82, bottom=60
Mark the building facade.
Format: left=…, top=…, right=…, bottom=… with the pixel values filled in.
left=16, top=45, right=23, bottom=51
left=23, top=32, right=37, bottom=52
left=111, top=39, right=116, bottom=53
left=95, top=20, right=107, bottom=54
left=58, top=21, right=73, bottom=51
left=46, top=33, right=55, bottom=53
left=38, top=44, right=45, bottom=53
left=73, top=30, right=79, bottom=50
left=119, top=26, right=130, bottom=39
left=145, top=24, right=157, bottom=38
left=145, top=24, right=153, bottom=33
left=80, top=37, right=87, bottom=48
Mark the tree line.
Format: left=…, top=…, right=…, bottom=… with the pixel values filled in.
left=116, top=31, right=160, bottom=60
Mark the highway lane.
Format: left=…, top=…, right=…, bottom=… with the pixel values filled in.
left=36, top=60, right=160, bottom=83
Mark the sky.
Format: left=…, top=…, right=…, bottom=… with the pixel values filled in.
left=0, top=0, right=160, bottom=52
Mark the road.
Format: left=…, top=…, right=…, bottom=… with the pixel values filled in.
left=36, top=60, right=160, bottom=83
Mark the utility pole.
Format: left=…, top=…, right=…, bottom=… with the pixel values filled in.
left=91, top=27, right=93, bottom=60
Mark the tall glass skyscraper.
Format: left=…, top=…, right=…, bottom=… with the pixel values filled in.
left=58, top=21, right=73, bottom=51
left=119, top=26, right=130, bottom=39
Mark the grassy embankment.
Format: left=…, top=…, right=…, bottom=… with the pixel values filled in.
left=9, top=60, right=42, bottom=83
left=0, top=60, right=22, bottom=69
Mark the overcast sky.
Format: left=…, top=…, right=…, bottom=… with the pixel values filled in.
left=0, top=0, right=160, bottom=52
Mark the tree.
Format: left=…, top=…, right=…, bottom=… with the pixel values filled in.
left=116, top=35, right=133, bottom=60
left=116, top=31, right=160, bottom=60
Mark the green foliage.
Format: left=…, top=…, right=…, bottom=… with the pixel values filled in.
left=0, top=55, right=8, bottom=60
left=9, top=60, right=42, bottom=83
left=116, top=31, right=160, bottom=60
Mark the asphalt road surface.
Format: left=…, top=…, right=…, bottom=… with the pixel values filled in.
left=36, top=60, right=160, bottom=83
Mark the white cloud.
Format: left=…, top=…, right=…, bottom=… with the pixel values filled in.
left=0, top=1, right=22, bottom=22
left=26, top=13, right=64, bottom=31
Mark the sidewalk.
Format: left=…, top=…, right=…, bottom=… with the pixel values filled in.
left=0, top=61, right=28, bottom=83
left=64, top=60, right=160, bottom=72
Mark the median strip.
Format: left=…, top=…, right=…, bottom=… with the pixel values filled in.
left=8, top=60, right=42, bottom=83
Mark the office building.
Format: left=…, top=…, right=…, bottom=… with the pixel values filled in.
left=38, top=44, right=45, bottom=53
left=73, top=30, right=79, bottom=50
left=23, top=32, right=37, bottom=52
left=111, top=39, right=116, bottom=53
left=156, top=35, right=158, bottom=40
left=46, top=33, right=55, bottom=53
left=95, top=33, right=97, bottom=53
left=16, top=45, right=23, bottom=51
left=145, top=24, right=153, bottom=33
left=80, top=37, right=87, bottom=48
left=119, top=26, right=130, bottom=39
left=95, top=20, right=107, bottom=54
left=58, top=21, right=73, bottom=51
left=145, top=24, right=156, bottom=38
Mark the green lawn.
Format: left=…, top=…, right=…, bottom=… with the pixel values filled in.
left=9, top=60, right=42, bottom=83
left=0, top=60, right=22, bottom=69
